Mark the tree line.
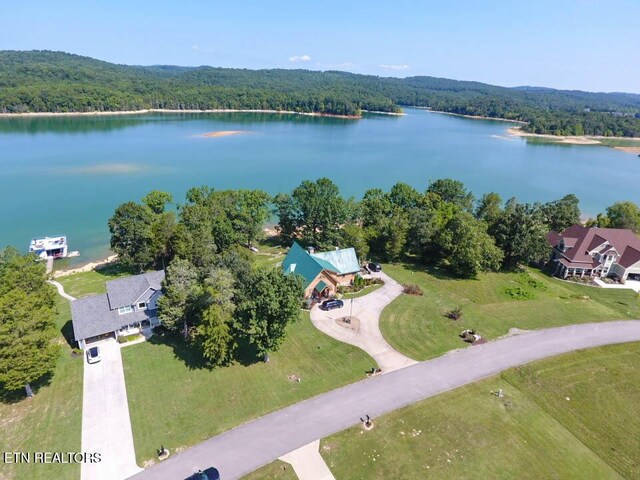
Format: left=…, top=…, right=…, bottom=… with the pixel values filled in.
left=2, top=50, right=640, bottom=137
left=3, top=177, right=639, bottom=396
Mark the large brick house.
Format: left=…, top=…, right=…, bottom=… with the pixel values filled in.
left=282, top=242, right=361, bottom=299
left=547, top=225, right=640, bottom=281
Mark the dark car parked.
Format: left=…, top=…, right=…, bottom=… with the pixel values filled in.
left=368, top=262, right=382, bottom=272
left=186, top=467, right=220, bottom=480
left=321, top=299, right=344, bottom=310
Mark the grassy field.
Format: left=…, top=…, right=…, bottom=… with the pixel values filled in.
left=0, top=295, right=83, bottom=480
left=122, top=312, right=374, bottom=466
left=56, top=262, right=132, bottom=298
left=320, top=342, right=640, bottom=480
left=380, top=263, right=639, bottom=360
left=242, top=460, right=298, bottom=480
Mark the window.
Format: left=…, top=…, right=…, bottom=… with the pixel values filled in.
left=118, top=305, right=133, bottom=315
left=137, top=302, right=147, bottom=310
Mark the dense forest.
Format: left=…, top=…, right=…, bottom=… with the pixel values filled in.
left=2, top=50, right=640, bottom=137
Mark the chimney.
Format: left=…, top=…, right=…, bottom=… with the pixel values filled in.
left=307, top=246, right=315, bottom=255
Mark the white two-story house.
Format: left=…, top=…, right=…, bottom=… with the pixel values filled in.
left=71, top=270, right=165, bottom=349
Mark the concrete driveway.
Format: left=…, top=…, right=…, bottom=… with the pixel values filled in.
left=129, top=320, right=640, bottom=480
left=82, top=339, right=142, bottom=480
left=310, top=272, right=416, bottom=372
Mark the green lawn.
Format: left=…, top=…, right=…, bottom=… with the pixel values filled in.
left=242, top=460, right=298, bottom=480
left=320, top=342, right=640, bottom=480
left=340, top=282, right=384, bottom=300
left=122, top=312, right=374, bottom=466
left=380, top=263, right=639, bottom=360
left=55, top=262, right=132, bottom=298
left=0, top=295, right=83, bottom=480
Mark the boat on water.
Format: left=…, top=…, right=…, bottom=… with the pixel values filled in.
left=29, top=235, right=79, bottom=260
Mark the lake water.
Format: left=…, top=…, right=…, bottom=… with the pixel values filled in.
left=1, top=108, right=638, bottom=265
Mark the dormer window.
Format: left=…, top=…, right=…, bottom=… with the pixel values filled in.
left=137, top=302, right=147, bottom=310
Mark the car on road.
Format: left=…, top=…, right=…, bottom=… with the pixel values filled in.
left=86, top=346, right=101, bottom=364
left=321, top=299, right=344, bottom=311
left=368, top=262, right=382, bottom=272
left=187, top=467, right=220, bottom=480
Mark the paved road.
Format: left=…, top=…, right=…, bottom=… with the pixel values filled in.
left=310, top=272, right=416, bottom=372
left=82, top=339, right=142, bottom=480
left=129, top=320, right=640, bottom=480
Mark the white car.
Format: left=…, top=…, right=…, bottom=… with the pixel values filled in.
left=86, top=346, right=101, bottom=364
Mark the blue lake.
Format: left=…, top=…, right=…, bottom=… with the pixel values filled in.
left=1, top=108, right=638, bottom=264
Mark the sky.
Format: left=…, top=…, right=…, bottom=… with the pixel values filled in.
left=1, top=0, right=639, bottom=93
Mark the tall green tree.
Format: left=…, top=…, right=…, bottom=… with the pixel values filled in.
left=605, top=201, right=640, bottom=232
left=108, top=202, right=155, bottom=271
left=195, top=268, right=236, bottom=366
left=436, top=211, right=503, bottom=278
left=157, top=258, right=200, bottom=337
left=233, top=190, right=271, bottom=247
left=142, top=190, right=174, bottom=214
left=491, top=201, right=550, bottom=268
left=0, top=248, right=59, bottom=396
left=475, top=192, right=503, bottom=228
left=427, top=179, right=475, bottom=212
left=238, top=268, right=303, bottom=358
left=542, top=194, right=581, bottom=231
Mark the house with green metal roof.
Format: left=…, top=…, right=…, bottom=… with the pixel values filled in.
left=282, top=242, right=361, bottom=298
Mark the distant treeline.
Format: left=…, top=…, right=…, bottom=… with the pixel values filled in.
left=2, top=50, right=640, bottom=137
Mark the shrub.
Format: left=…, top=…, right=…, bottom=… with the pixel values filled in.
left=403, top=284, right=423, bottom=296
left=504, top=286, right=534, bottom=300
left=117, top=333, right=142, bottom=344
left=445, top=306, right=463, bottom=320
left=517, top=273, right=547, bottom=290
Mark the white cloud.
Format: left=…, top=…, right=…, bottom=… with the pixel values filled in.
left=379, top=64, right=409, bottom=70
left=192, top=44, right=200, bottom=51
left=289, top=54, right=311, bottom=63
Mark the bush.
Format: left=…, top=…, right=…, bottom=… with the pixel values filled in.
left=117, top=333, right=142, bottom=344
left=403, top=284, right=423, bottom=296
left=445, top=306, right=463, bottom=320
left=517, top=273, right=547, bottom=290
left=504, top=286, right=534, bottom=300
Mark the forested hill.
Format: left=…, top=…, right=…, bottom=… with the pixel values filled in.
left=2, top=50, right=640, bottom=137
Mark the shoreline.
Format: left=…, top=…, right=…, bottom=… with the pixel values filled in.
left=0, top=108, right=366, bottom=120
left=507, top=126, right=640, bottom=153
left=52, top=254, right=118, bottom=278
left=413, top=107, right=527, bottom=124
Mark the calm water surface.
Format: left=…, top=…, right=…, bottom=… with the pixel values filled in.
left=1, top=108, right=638, bottom=264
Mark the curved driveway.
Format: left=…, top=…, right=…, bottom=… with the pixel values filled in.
left=310, top=272, right=416, bottom=372
left=129, top=320, right=640, bottom=480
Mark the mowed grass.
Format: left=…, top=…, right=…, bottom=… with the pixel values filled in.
left=122, top=312, right=374, bottom=466
left=321, top=343, right=640, bottom=480
left=380, top=263, right=639, bottom=360
left=56, top=263, right=132, bottom=298
left=242, top=460, right=297, bottom=480
left=0, top=295, right=83, bottom=480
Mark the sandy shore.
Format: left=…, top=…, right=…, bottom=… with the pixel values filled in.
left=53, top=254, right=118, bottom=278
left=507, top=126, right=640, bottom=151
left=0, top=108, right=362, bottom=120
left=199, top=130, right=251, bottom=138
left=417, top=108, right=527, bottom=124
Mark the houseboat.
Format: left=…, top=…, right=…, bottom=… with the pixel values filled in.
left=29, top=235, right=71, bottom=260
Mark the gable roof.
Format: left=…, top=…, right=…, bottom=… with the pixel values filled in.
left=71, top=293, right=156, bottom=341
left=549, top=225, right=640, bottom=267
left=282, top=242, right=360, bottom=288
left=106, top=270, right=165, bottom=309
left=311, top=248, right=360, bottom=275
